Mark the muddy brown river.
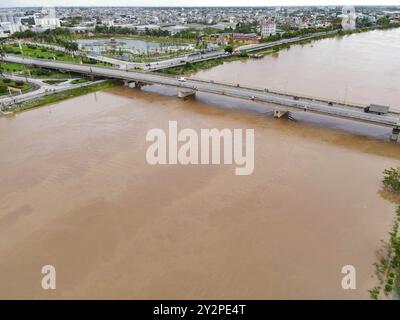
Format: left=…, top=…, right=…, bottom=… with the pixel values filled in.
left=196, top=28, right=400, bottom=112
left=0, top=29, right=399, bottom=299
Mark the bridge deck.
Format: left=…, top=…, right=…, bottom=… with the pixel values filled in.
left=2, top=55, right=399, bottom=130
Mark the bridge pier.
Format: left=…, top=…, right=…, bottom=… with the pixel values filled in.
left=178, top=90, right=196, bottom=99
left=124, top=80, right=145, bottom=89
left=391, top=128, right=400, bottom=142
left=135, top=81, right=146, bottom=89
left=89, top=74, right=95, bottom=81
left=273, top=110, right=288, bottom=119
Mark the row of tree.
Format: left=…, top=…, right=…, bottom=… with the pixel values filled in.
left=12, top=28, right=78, bottom=52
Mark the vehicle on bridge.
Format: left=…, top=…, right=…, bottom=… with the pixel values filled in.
left=364, top=104, right=390, bottom=115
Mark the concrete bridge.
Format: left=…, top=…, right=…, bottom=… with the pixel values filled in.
left=2, top=54, right=400, bottom=141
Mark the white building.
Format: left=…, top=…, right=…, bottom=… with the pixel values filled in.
left=0, top=22, right=19, bottom=35
left=34, top=17, right=61, bottom=28
left=34, top=7, right=61, bottom=30
left=0, top=13, right=21, bottom=37
left=102, top=19, right=114, bottom=27
left=261, top=19, right=276, bottom=37
left=0, top=13, right=16, bottom=23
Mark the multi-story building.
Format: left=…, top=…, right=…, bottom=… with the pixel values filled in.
left=34, top=7, right=61, bottom=30
left=0, top=12, right=21, bottom=37
left=261, top=19, right=276, bottom=37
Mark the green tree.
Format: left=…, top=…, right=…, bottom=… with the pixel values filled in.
left=377, top=16, right=391, bottom=26
left=224, top=45, right=233, bottom=54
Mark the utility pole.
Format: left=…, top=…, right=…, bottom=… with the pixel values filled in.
left=343, top=84, right=348, bottom=104
left=18, top=40, right=23, bottom=55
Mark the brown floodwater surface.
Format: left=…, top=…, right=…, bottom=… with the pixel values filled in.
left=0, top=87, right=399, bottom=299
left=196, top=28, right=400, bottom=112
left=0, top=29, right=400, bottom=299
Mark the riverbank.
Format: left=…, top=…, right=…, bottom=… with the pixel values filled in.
left=5, top=80, right=119, bottom=114
left=370, top=168, right=400, bottom=300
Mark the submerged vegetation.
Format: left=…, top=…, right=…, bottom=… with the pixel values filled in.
left=370, top=167, right=400, bottom=300
left=383, top=168, right=400, bottom=193
left=160, top=52, right=250, bottom=75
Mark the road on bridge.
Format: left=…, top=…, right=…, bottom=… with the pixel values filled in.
left=2, top=54, right=400, bottom=134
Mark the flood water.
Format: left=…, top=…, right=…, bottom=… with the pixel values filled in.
left=196, top=28, right=400, bottom=112
left=0, top=29, right=400, bottom=299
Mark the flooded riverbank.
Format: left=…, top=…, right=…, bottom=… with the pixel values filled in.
left=0, top=87, right=399, bottom=299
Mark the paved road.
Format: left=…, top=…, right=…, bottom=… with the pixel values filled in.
left=2, top=54, right=400, bottom=130
left=87, top=50, right=228, bottom=71
left=0, top=72, right=103, bottom=107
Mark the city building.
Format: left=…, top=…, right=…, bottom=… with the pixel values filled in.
left=34, top=7, right=61, bottom=30
left=261, top=19, right=277, bottom=37
left=233, top=33, right=259, bottom=44
left=0, top=13, right=21, bottom=37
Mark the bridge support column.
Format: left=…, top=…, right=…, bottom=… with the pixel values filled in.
left=124, top=81, right=145, bottom=88
left=135, top=81, right=145, bottom=89
left=391, top=128, right=400, bottom=142
left=178, top=90, right=196, bottom=99
left=273, top=110, right=288, bottom=119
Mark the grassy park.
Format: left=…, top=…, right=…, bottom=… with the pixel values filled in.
left=2, top=43, right=112, bottom=66
left=1, top=62, right=78, bottom=79
left=0, top=78, right=31, bottom=96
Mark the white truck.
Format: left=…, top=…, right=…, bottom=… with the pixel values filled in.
left=364, top=104, right=390, bottom=115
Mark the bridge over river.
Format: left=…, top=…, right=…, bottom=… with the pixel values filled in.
left=2, top=54, right=400, bottom=141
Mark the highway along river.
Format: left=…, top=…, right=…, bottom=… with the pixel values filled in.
left=0, top=29, right=399, bottom=299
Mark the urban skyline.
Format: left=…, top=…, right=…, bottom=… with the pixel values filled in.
left=2, top=0, right=400, bottom=8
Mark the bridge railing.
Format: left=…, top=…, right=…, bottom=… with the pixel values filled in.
left=189, top=77, right=400, bottom=115
left=189, top=77, right=367, bottom=107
